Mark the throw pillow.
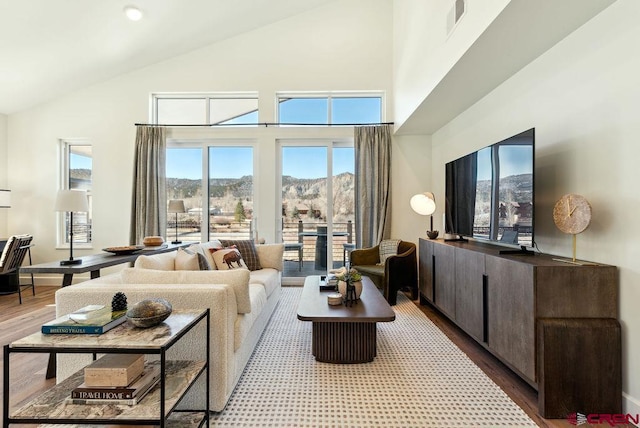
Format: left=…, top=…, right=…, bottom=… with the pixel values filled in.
left=134, top=251, right=175, bottom=270
left=175, top=247, right=211, bottom=271
left=220, top=239, right=262, bottom=271
left=378, top=239, right=401, bottom=265
left=199, top=240, right=223, bottom=268
left=212, top=247, right=248, bottom=271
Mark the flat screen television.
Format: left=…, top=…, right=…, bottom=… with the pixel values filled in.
left=444, top=128, right=534, bottom=251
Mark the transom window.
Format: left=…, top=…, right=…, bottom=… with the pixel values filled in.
left=277, top=92, right=383, bottom=125
left=152, top=93, right=259, bottom=126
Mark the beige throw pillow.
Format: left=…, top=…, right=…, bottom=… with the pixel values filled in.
left=212, top=247, right=248, bottom=271
left=175, top=247, right=210, bottom=271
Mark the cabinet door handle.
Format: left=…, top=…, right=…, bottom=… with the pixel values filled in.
left=432, top=255, right=436, bottom=302
left=482, top=274, right=488, bottom=344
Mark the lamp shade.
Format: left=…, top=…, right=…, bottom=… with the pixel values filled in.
left=410, top=192, right=436, bottom=216
left=0, top=189, right=10, bottom=208
left=168, top=199, right=186, bottom=214
left=54, top=189, right=89, bottom=212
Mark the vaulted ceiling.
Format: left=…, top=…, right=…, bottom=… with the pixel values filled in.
left=0, top=0, right=331, bottom=115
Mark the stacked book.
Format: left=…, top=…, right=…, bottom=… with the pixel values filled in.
left=68, top=354, right=160, bottom=406
left=42, top=304, right=127, bottom=335
left=319, top=274, right=338, bottom=291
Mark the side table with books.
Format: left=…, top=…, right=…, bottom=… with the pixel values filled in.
left=3, top=309, right=210, bottom=427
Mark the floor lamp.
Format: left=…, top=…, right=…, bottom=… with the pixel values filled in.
left=55, top=189, right=89, bottom=265
left=168, top=200, right=186, bottom=244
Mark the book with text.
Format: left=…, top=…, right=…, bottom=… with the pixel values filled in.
left=42, top=305, right=127, bottom=334
left=69, top=364, right=161, bottom=405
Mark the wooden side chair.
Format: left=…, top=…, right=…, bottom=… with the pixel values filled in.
left=0, top=234, right=35, bottom=304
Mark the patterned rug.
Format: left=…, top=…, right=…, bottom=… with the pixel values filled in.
left=210, top=287, right=536, bottom=427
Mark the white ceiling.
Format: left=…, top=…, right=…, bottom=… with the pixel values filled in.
left=0, top=0, right=331, bottom=115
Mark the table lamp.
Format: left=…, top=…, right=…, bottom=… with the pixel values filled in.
left=55, top=189, right=89, bottom=265
left=168, top=199, right=186, bottom=244
left=410, top=192, right=439, bottom=239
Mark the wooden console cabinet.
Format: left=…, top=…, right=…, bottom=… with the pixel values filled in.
left=418, top=238, right=619, bottom=390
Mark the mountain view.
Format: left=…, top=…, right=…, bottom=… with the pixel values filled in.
left=168, top=172, right=355, bottom=223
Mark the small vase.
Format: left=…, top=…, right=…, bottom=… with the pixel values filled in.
left=338, top=280, right=363, bottom=299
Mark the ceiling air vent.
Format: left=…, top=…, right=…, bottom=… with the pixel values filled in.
left=447, top=0, right=466, bottom=35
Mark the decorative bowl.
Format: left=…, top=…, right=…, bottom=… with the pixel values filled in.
left=426, top=230, right=439, bottom=240
left=126, top=298, right=172, bottom=328
left=103, top=245, right=144, bottom=255
left=143, top=236, right=164, bottom=246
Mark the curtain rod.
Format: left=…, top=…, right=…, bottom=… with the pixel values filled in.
left=134, top=122, right=394, bottom=127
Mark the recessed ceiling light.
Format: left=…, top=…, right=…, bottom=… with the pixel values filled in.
left=124, top=6, right=143, bottom=21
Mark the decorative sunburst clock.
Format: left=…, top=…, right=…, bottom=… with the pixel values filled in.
left=552, top=193, right=592, bottom=263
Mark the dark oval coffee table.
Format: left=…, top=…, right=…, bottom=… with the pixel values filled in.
left=297, top=275, right=395, bottom=363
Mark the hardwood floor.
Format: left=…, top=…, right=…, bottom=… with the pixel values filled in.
left=0, top=286, right=622, bottom=427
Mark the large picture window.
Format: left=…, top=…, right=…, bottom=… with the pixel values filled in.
left=166, top=144, right=255, bottom=243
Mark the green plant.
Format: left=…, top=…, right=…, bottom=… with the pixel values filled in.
left=336, top=267, right=362, bottom=283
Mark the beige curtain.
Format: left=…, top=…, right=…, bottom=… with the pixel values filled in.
left=129, top=126, right=167, bottom=245
left=354, top=125, right=392, bottom=249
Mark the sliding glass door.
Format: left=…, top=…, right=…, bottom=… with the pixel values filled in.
left=279, top=142, right=355, bottom=278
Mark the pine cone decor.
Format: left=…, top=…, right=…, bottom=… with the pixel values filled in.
left=111, top=292, right=128, bottom=312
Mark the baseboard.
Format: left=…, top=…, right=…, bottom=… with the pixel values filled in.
left=623, top=392, right=640, bottom=420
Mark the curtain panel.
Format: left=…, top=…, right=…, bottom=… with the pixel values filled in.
left=129, top=126, right=167, bottom=245
left=354, top=124, right=392, bottom=249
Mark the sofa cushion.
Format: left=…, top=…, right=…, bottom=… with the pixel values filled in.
left=220, top=239, right=262, bottom=271
left=249, top=268, right=280, bottom=298
left=234, top=283, right=267, bottom=351
left=120, top=268, right=252, bottom=314
left=211, top=247, right=249, bottom=271
left=176, top=247, right=211, bottom=270
left=134, top=251, right=175, bottom=270
left=355, top=264, right=385, bottom=278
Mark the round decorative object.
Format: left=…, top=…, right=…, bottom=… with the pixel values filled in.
left=552, top=194, right=592, bottom=235
left=338, top=280, right=363, bottom=300
left=126, top=298, right=172, bottom=328
left=103, top=245, right=144, bottom=255
left=327, top=293, right=343, bottom=306
left=426, top=230, right=439, bottom=240
left=143, top=236, right=164, bottom=246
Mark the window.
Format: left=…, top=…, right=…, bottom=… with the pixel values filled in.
left=153, top=93, right=259, bottom=126
left=166, top=144, right=255, bottom=243
left=277, top=92, right=383, bottom=125
left=59, top=140, right=92, bottom=247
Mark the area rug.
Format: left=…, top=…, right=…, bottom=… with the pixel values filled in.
left=210, top=287, right=536, bottom=427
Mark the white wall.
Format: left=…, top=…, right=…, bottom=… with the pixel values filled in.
left=0, top=113, right=7, bottom=236
left=392, top=0, right=510, bottom=129
left=421, top=0, right=640, bottom=414
left=6, top=0, right=393, bottom=276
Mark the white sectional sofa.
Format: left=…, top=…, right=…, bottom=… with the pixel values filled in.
left=54, top=241, right=284, bottom=412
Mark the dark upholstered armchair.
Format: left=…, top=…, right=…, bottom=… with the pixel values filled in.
left=350, top=240, right=417, bottom=305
